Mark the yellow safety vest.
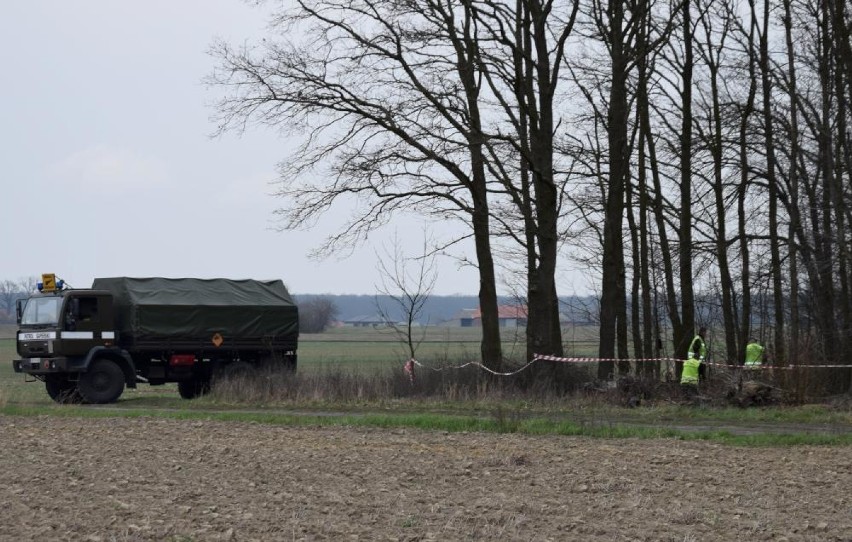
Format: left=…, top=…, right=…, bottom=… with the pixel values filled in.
left=681, top=357, right=701, bottom=385
left=745, top=342, right=764, bottom=368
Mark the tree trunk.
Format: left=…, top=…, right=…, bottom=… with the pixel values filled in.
left=471, top=167, right=503, bottom=369
left=737, top=5, right=758, bottom=365
left=831, top=8, right=852, bottom=375
left=598, top=0, right=628, bottom=378
left=704, top=25, right=738, bottom=364
left=511, top=0, right=565, bottom=360
left=782, top=0, right=801, bottom=365
left=817, top=0, right=838, bottom=364
left=635, top=5, right=656, bottom=376
left=530, top=0, right=564, bottom=359
left=677, top=0, right=696, bottom=371
left=452, top=5, right=503, bottom=369
left=639, top=137, right=655, bottom=372
left=638, top=36, right=683, bottom=366
left=757, top=0, right=785, bottom=366
left=627, top=178, right=643, bottom=366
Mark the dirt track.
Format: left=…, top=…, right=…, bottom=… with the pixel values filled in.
left=0, top=416, right=850, bottom=541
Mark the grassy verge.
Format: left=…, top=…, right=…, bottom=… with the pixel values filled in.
left=1, top=402, right=849, bottom=447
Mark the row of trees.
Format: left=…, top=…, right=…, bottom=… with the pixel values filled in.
left=210, top=0, right=851, bottom=390
left=0, top=279, right=32, bottom=323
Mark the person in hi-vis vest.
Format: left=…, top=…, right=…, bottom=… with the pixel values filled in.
left=688, top=327, right=707, bottom=379
left=744, top=338, right=764, bottom=369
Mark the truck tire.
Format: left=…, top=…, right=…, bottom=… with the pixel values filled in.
left=178, top=377, right=211, bottom=400
left=45, top=375, right=83, bottom=404
left=78, top=359, right=125, bottom=404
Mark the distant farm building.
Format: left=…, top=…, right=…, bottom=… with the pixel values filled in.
left=454, top=306, right=528, bottom=328
left=342, top=315, right=393, bottom=328
left=453, top=305, right=596, bottom=328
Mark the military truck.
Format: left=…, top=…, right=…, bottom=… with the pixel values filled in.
left=13, top=274, right=299, bottom=404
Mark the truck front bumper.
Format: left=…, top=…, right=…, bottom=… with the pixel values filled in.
left=13, top=357, right=84, bottom=375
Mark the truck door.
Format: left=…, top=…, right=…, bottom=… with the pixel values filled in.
left=61, top=295, right=113, bottom=356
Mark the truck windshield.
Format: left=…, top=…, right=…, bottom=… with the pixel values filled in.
left=21, top=297, right=63, bottom=325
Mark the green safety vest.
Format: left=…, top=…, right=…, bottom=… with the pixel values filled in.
left=681, top=357, right=701, bottom=385
left=688, top=334, right=706, bottom=361
left=745, top=342, right=764, bottom=367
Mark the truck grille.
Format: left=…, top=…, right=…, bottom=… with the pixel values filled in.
left=22, top=341, right=49, bottom=355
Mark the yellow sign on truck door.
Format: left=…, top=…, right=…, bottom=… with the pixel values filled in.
left=41, top=273, right=57, bottom=292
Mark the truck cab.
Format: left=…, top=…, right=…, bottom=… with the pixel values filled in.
left=17, top=290, right=116, bottom=358
left=13, top=275, right=137, bottom=404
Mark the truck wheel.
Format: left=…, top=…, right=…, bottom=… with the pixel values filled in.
left=45, top=376, right=83, bottom=404
left=78, top=359, right=125, bottom=404
left=178, top=378, right=211, bottom=400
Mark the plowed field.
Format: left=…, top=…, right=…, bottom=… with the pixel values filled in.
left=0, top=416, right=849, bottom=541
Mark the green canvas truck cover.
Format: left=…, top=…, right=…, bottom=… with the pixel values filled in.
left=91, top=277, right=298, bottom=343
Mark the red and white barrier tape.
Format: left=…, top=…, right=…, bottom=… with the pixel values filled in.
left=534, top=354, right=679, bottom=364
left=533, top=354, right=851, bottom=370
left=402, top=354, right=851, bottom=378
left=407, top=358, right=537, bottom=376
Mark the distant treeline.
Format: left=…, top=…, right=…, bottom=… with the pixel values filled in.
left=292, top=294, right=598, bottom=326
left=0, top=279, right=32, bottom=323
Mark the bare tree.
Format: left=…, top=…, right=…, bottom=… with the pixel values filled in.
left=692, top=0, right=740, bottom=363
left=0, top=277, right=36, bottom=322
left=780, top=0, right=801, bottom=363
left=469, top=0, right=580, bottom=361
left=755, top=0, right=785, bottom=365
left=374, top=232, right=437, bottom=360
left=575, top=0, right=678, bottom=377
left=0, top=280, right=18, bottom=318
left=299, top=297, right=339, bottom=333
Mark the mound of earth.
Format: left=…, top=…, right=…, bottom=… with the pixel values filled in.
left=0, top=416, right=849, bottom=541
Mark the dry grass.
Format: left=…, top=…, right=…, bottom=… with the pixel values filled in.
left=208, top=362, right=599, bottom=406
left=205, top=359, right=851, bottom=416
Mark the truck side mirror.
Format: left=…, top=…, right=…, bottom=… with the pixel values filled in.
left=15, top=298, right=26, bottom=324
left=70, top=298, right=81, bottom=318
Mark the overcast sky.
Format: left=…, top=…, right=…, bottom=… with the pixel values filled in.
left=1, top=1, right=592, bottom=297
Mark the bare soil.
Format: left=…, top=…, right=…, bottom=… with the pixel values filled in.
left=0, top=416, right=850, bottom=541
